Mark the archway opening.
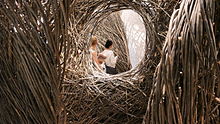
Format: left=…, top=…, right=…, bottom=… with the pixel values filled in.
left=90, top=9, right=146, bottom=74
left=63, top=1, right=157, bottom=123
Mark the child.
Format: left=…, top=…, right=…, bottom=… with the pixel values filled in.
left=89, top=36, right=98, bottom=63
left=101, top=40, right=118, bottom=74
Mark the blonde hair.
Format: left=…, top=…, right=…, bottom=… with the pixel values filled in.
left=91, top=36, right=98, bottom=46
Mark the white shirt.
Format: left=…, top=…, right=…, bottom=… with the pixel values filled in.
left=101, top=49, right=118, bottom=68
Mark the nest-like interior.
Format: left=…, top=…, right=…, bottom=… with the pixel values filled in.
left=0, top=0, right=219, bottom=124
left=62, top=1, right=158, bottom=123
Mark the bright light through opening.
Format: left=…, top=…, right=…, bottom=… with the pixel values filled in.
left=120, top=10, right=146, bottom=68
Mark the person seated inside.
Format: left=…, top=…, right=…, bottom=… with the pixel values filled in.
left=101, top=40, right=118, bottom=74
left=97, top=54, right=107, bottom=71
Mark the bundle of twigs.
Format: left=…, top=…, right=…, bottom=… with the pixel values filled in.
left=144, top=0, right=220, bottom=123
left=62, top=75, right=152, bottom=123
left=0, top=0, right=72, bottom=123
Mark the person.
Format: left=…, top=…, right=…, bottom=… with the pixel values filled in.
left=97, top=54, right=107, bottom=71
left=89, top=36, right=98, bottom=63
left=101, top=40, right=118, bottom=74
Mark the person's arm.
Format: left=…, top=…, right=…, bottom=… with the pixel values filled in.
left=92, top=51, right=98, bottom=63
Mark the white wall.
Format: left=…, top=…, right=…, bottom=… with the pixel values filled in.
left=120, top=10, right=146, bottom=68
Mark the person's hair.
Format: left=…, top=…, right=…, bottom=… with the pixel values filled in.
left=105, top=39, right=113, bottom=48
left=91, top=36, right=98, bottom=46
left=97, top=54, right=107, bottom=60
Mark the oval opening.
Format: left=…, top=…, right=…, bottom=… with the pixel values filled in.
left=89, top=9, right=146, bottom=75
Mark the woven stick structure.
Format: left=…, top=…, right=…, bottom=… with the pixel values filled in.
left=63, top=0, right=158, bottom=123
left=0, top=1, right=69, bottom=123
left=0, top=0, right=219, bottom=124
left=144, top=0, right=220, bottom=124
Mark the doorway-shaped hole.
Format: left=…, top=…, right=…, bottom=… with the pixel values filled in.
left=90, top=9, right=146, bottom=74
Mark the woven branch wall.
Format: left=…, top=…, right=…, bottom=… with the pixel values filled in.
left=144, top=0, right=220, bottom=123
left=0, top=0, right=219, bottom=124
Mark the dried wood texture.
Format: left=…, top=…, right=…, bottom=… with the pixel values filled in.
left=63, top=0, right=158, bottom=123
left=0, top=0, right=158, bottom=123
left=143, top=0, right=220, bottom=124
left=0, top=0, right=71, bottom=123
left=0, top=0, right=219, bottom=124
